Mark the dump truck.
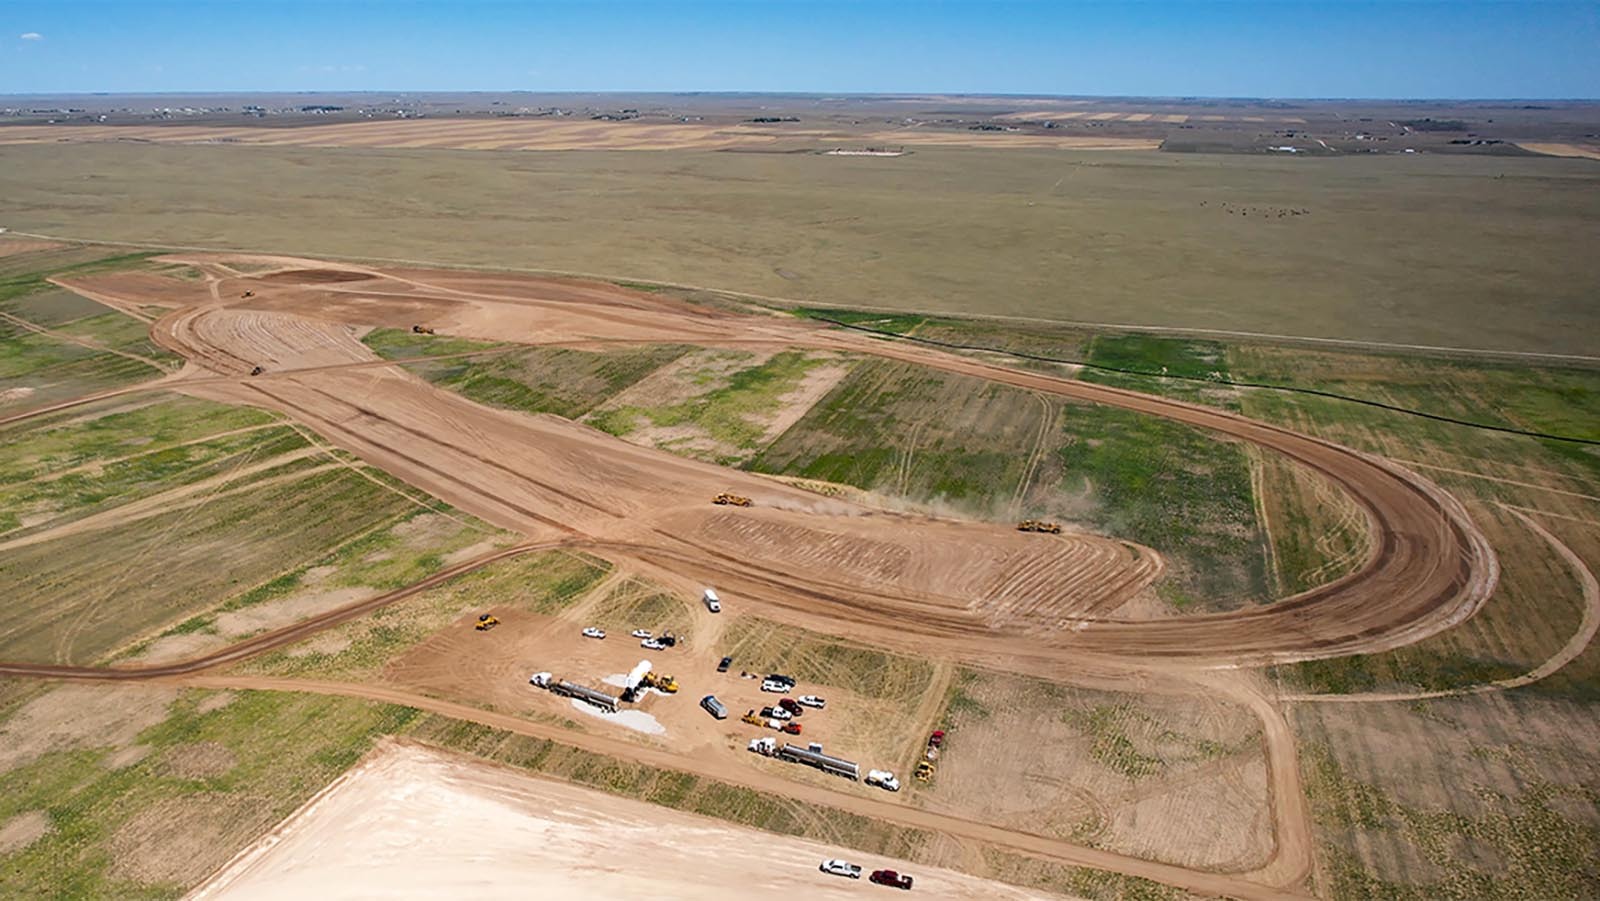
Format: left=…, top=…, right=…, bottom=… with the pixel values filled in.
left=1016, top=519, right=1063, bottom=534
left=411, top=324, right=436, bottom=335
left=713, top=492, right=752, bottom=507
left=474, top=614, right=499, bottom=631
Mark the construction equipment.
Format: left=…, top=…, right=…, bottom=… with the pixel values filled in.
left=1016, top=519, right=1063, bottom=534
left=742, top=710, right=765, bottom=727
left=241, top=290, right=255, bottom=298
left=713, top=492, right=752, bottom=507
left=248, top=365, right=264, bottom=376
left=914, top=761, right=935, bottom=782
left=411, top=324, right=436, bottom=334
left=474, top=614, right=500, bottom=631
left=641, top=671, right=679, bottom=693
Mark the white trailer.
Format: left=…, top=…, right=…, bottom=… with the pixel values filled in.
left=702, top=588, right=722, bottom=613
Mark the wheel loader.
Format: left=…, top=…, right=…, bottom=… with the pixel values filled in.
left=475, top=614, right=500, bottom=631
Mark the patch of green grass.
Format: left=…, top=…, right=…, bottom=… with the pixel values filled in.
left=360, top=328, right=505, bottom=360
left=1299, top=739, right=1600, bottom=900
left=385, top=342, right=686, bottom=420
left=242, top=551, right=610, bottom=680
left=794, top=306, right=929, bottom=334
left=1062, top=705, right=1166, bottom=780
left=750, top=358, right=1051, bottom=509
left=1057, top=399, right=1268, bottom=608
left=604, top=350, right=827, bottom=452
left=0, top=689, right=417, bottom=900
left=0, top=463, right=419, bottom=665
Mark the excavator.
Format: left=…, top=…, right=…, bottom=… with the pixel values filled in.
left=1015, top=519, right=1062, bottom=534
left=713, top=492, right=752, bottom=507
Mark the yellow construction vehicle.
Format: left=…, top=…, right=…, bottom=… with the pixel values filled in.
left=475, top=614, right=500, bottom=631
left=741, top=710, right=765, bottom=726
left=1016, top=520, right=1062, bottom=534
left=914, top=761, right=935, bottom=782
left=412, top=324, right=436, bottom=335
left=713, top=492, right=752, bottom=507
left=642, top=672, right=679, bottom=693
left=242, top=290, right=255, bottom=298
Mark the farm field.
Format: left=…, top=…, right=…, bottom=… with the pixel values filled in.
left=2, top=141, right=1599, bottom=355
left=0, top=216, right=1594, bottom=901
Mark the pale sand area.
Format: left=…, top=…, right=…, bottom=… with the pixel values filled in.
left=192, top=741, right=1066, bottom=901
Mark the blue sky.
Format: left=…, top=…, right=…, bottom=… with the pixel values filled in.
left=2, top=1, right=1597, bottom=98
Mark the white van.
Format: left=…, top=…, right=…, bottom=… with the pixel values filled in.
left=703, top=588, right=721, bottom=613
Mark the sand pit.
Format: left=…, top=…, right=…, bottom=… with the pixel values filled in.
left=193, top=742, right=1059, bottom=901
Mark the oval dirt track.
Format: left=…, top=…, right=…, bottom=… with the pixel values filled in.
left=42, top=256, right=1496, bottom=669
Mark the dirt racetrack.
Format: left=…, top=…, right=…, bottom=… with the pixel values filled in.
left=40, top=254, right=1496, bottom=669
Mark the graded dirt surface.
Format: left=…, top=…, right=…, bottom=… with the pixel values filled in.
left=193, top=741, right=1062, bottom=901
left=35, top=254, right=1496, bottom=669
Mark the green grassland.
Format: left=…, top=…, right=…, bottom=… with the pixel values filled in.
left=364, top=330, right=688, bottom=420
left=589, top=349, right=834, bottom=463
left=239, top=550, right=610, bottom=680
left=0, top=687, right=418, bottom=900
left=750, top=358, right=1059, bottom=508
left=4, top=142, right=1598, bottom=355
left=0, top=247, right=178, bottom=411
left=0, top=394, right=285, bottom=534
left=1294, top=695, right=1600, bottom=900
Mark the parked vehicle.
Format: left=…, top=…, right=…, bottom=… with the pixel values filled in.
left=702, top=588, right=722, bottom=613
left=630, top=629, right=652, bottom=639
left=928, top=730, right=946, bottom=748
left=700, top=695, right=727, bottom=720
left=760, top=679, right=789, bottom=693
left=641, top=638, right=667, bottom=650
left=780, top=721, right=802, bottom=735
left=747, top=736, right=776, bottom=755
left=581, top=627, right=605, bottom=639
left=778, top=698, right=804, bottom=716
left=717, top=655, right=733, bottom=673
left=866, top=770, right=901, bottom=792
left=820, top=860, right=863, bottom=879
left=767, top=673, right=796, bottom=688
left=760, top=705, right=792, bottom=721
left=796, top=694, right=826, bottom=709
left=869, top=869, right=914, bottom=890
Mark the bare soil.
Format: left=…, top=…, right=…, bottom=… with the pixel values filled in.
left=191, top=741, right=1062, bottom=901
left=0, top=810, right=51, bottom=855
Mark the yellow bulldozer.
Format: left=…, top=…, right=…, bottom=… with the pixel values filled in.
left=412, top=324, right=436, bottom=335
left=713, top=492, right=752, bottom=507
left=641, top=672, right=679, bottom=693
left=475, top=614, right=500, bottom=631
left=1016, top=519, right=1062, bottom=534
